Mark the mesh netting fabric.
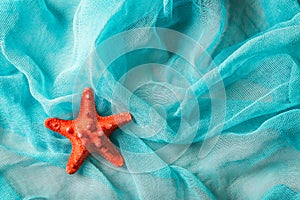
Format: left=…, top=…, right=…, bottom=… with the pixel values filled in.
left=0, top=0, right=300, bottom=199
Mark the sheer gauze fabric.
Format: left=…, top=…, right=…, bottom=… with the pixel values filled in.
left=0, top=0, right=300, bottom=199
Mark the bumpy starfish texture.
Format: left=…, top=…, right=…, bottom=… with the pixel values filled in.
left=44, top=88, right=132, bottom=174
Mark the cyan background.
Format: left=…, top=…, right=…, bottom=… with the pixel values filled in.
left=0, top=0, right=300, bottom=199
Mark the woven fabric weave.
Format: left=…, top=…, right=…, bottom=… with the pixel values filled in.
left=0, top=0, right=300, bottom=199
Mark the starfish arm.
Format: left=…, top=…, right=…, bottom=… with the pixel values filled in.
left=78, top=88, right=97, bottom=119
left=66, top=139, right=90, bottom=174
left=44, top=118, right=75, bottom=139
left=90, top=133, right=124, bottom=167
left=97, top=112, right=132, bottom=137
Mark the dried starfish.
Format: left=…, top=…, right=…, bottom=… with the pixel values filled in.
left=44, top=88, right=132, bottom=174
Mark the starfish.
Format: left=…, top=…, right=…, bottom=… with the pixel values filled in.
left=44, top=88, right=132, bottom=174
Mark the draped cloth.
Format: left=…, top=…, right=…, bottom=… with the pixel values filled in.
left=0, top=0, right=300, bottom=199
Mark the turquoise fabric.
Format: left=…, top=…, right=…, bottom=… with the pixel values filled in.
left=1, top=0, right=300, bottom=199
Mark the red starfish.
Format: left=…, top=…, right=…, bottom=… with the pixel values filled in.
left=44, top=88, right=132, bottom=174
